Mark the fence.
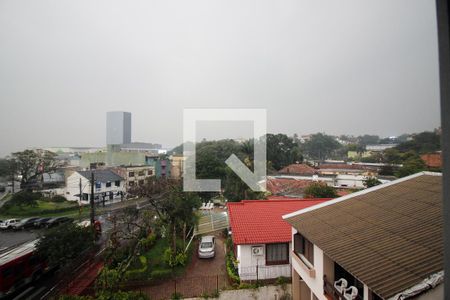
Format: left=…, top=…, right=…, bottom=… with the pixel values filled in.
left=123, top=274, right=229, bottom=299
left=239, top=264, right=292, bottom=282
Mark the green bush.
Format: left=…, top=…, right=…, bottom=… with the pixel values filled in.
left=8, top=191, right=41, bottom=207
left=275, top=276, right=290, bottom=285
left=150, top=269, right=172, bottom=280
left=163, top=247, right=187, bottom=268
left=225, top=251, right=240, bottom=284
left=125, top=256, right=148, bottom=281
left=51, top=195, right=67, bottom=202
left=141, top=233, right=156, bottom=251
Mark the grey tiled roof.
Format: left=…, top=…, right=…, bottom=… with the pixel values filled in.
left=78, top=170, right=123, bottom=183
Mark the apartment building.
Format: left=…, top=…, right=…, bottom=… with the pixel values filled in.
left=283, top=172, right=443, bottom=300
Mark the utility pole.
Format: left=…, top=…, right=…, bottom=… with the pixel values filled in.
left=11, top=170, right=14, bottom=194
left=79, top=178, right=82, bottom=216
left=90, top=172, right=95, bottom=226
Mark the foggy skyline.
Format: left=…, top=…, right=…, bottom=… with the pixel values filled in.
left=0, top=0, right=441, bottom=156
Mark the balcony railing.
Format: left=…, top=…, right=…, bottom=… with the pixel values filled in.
left=292, top=250, right=315, bottom=278
left=323, top=275, right=363, bottom=300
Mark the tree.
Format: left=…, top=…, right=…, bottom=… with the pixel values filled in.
left=304, top=182, right=337, bottom=198
left=364, top=177, right=382, bottom=188
left=395, top=155, right=426, bottom=178
left=302, top=133, right=341, bottom=160
left=223, top=167, right=265, bottom=202
left=7, top=190, right=41, bottom=207
left=129, top=178, right=200, bottom=253
left=395, top=131, right=441, bottom=154
left=383, top=148, right=402, bottom=164
left=36, top=223, right=94, bottom=268
left=11, top=149, right=59, bottom=188
left=266, top=134, right=303, bottom=170
left=357, top=135, right=379, bottom=146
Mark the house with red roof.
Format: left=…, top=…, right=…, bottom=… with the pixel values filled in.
left=227, top=199, right=331, bottom=281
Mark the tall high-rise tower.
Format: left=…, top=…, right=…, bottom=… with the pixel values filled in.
left=106, top=111, right=132, bottom=145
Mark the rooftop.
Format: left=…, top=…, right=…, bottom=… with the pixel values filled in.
left=420, top=152, right=442, bottom=168
left=227, top=199, right=331, bottom=245
left=278, top=163, right=317, bottom=175
left=284, top=172, right=443, bottom=299
left=266, top=177, right=315, bottom=196
left=77, top=169, right=123, bottom=183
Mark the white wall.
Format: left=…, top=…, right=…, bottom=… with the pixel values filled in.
left=187, top=284, right=292, bottom=300
left=291, top=228, right=328, bottom=300
left=65, top=172, right=125, bottom=203
left=335, top=174, right=366, bottom=188
left=65, top=172, right=91, bottom=201
left=237, top=244, right=292, bottom=281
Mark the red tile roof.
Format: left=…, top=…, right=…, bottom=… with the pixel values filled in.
left=227, top=199, right=331, bottom=245
left=421, top=153, right=442, bottom=168
left=266, top=178, right=314, bottom=195
left=278, top=163, right=317, bottom=175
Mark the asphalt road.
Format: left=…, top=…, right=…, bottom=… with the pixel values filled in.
left=0, top=230, right=38, bottom=250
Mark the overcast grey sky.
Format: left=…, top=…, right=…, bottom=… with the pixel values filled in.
left=0, top=0, right=441, bottom=156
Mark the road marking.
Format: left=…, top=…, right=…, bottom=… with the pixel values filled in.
left=12, top=286, right=34, bottom=300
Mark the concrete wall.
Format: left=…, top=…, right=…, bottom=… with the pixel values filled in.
left=187, top=284, right=292, bottom=300
left=237, top=244, right=292, bottom=281
left=80, top=152, right=148, bottom=168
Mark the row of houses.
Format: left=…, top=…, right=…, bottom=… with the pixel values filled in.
left=227, top=172, right=443, bottom=300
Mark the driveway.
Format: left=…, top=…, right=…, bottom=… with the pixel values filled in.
left=185, top=235, right=227, bottom=277
left=133, top=234, right=229, bottom=299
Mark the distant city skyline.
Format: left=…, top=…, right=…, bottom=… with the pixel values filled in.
left=0, top=0, right=441, bottom=157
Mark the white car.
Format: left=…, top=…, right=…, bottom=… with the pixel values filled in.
left=198, top=235, right=216, bottom=259
left=0, top=219, right=20, bottom=229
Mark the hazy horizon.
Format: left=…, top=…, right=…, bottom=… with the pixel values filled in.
left=0, top=0, right=441, bottom=156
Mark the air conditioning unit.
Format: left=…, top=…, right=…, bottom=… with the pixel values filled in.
left=252, top=246, right=264, bottom=256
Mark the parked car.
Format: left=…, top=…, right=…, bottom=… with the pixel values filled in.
left=33, top=217, right=52, bottom=228
left=44, top=217, right=74, bottom=228
left=12, top=217, right=39, bottom=230
left=198, top=235, right=216, bottom=258
left=0, top=219, right=20, bottom=230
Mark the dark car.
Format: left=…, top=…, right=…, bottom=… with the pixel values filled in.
left=45, top=217, right=74, bottom=228
left=12, top=217, right=39, bottom=230
left=33, top=217, right=52, bottom=228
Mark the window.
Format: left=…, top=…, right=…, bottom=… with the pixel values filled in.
left=129, top=171, right=135, bottom=177
left=95, top=182, right=101, bottom=189
left=138, top=171, right=145, bottom=176
left=129, top=181, right=135, bottom=187
left=106, top=182, right=111, bottom=188
left=148, top=170, right=153, bottom=176
left=138, top=180, right=144, bottom=185
left=294, top=233, right=314, bottom=265
left=266, top=243, right=289, bottom=265
left=115, top=180, right=120, bottom=187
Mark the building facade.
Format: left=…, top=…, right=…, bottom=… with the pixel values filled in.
left=283, top=172, right=443, bottom=300
left=227, top=199, right=331, bottom=281
left=106, top=111, right=132, bottom=145
left=65, top=170, right=125, bottom=204
left=111, top=165, right=155, bottom=191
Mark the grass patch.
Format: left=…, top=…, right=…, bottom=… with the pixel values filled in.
left=126, top=237, right=194, bottom=282
left=0, top=199, right=84, bottom=218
